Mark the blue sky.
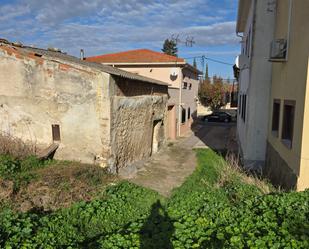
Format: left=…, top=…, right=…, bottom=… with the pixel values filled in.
left=0, top=0, right=240, bottom=79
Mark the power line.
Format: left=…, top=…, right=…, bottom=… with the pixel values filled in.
left=183, top=55, right=234, bottom=66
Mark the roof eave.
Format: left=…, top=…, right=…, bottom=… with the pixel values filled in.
left=236, top=0, right=252, bottom=33
left=183, top=63, right=203, bottom=75
left=89, top=61, right=186, bottom=66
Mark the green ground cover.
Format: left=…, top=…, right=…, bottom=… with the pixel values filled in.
left=0, top=149, right=308, bottom=248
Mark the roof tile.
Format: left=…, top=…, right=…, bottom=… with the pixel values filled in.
left=86, top=49, right=185, bottom=64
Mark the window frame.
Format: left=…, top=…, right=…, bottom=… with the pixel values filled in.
left=52, top=124, right=61, bottom=141
left=271, top=99, right=281, bottom=137
left=181, top=108, right=186, bottom=124
left=281, top=100, right=295, bottom=149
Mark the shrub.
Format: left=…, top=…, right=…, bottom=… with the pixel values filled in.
left=0, top=133, right=36, bottom=159
left=0, top=155, right=51, bottom=192
left=0, top=155, right=21, bottom=177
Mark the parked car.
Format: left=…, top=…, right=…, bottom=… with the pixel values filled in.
left=203, top=111, right=232, bottom=123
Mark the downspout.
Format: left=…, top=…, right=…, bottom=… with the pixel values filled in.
left=178, top=67, right=182, bottom=137
left=286, top=0, right=293, bottom=61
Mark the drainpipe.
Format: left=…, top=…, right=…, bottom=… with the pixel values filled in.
left=286, top=0, right=293, bottom=61
left=178, top=67, right=182, bottom=137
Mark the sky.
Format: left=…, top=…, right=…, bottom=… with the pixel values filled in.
left=0, top=0, right=241, bottom=79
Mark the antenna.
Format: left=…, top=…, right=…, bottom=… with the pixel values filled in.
left=185, top=36, right=195, bottom=47
left=170, top=34, right=195, bottom=47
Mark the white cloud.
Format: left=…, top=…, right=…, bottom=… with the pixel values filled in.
left=0, top=0, right=239, bottom=57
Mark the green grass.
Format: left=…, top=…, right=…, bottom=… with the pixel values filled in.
left=0, top=149, right=308, bottom=248
left=0, top=155, right=54, bottom=192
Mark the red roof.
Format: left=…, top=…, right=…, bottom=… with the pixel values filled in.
left=86, top=49, right=185, bottom=64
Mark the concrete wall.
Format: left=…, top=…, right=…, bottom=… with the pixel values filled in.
left=0, top=46, right=110, bottom=164
left=237, top=0, right=275, bottom=169
left=266, top=0, right=309, bottom=190
left=109, top=76, right=168, bottom=172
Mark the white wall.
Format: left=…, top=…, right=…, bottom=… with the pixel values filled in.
left=237, top=0, right=276, bottom=169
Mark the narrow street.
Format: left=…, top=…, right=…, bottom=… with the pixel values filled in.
left=123, top=121, right=236, bottom=196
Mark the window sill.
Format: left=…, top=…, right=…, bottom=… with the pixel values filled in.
left=281, top=139, right=292, bottom=149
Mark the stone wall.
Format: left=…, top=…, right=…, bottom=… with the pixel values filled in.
left=110, top=94, right=168, bottom=173
left=0, top=47, right=111, bottom=164
left=265, top=141, right=297, bottom=189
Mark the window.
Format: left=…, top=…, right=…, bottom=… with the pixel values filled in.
left=52, top=124, right=61, bottom=141
left=187, top=108, right=191, bottom=119
left=189, top=83, right=192, bottom=90
left=271, top=99, right=280, bottom=136
left=238, top=94, right=242, bottom=114
left=183, top=82, right=188, bottom=89
left=281, top=100, right=295, bottom=148
left=241, top=94, right=247, bottom=122
left=181, top=108, right=186, bottom=123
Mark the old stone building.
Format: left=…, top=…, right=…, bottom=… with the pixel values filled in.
left=0, top=40, right=169, bottom=173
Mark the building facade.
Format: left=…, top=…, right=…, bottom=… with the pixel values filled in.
left=236, top=0, right=276, bottom=170
left=266, top=0, right=309, bottom=190
left=86, top=49, right=201, bottom=138
left=236, top=0, right=309, bottom=190
left=0, top=41, right=169, bottom=174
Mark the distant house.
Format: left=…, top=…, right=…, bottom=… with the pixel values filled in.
left=0, top=41, right=169, bottom=174
left=86, top=49, right=202, bottom=139
left=236, top=0, right=309, bottom=190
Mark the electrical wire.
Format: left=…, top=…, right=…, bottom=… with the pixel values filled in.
left=183, top=55, right=234, bottom=66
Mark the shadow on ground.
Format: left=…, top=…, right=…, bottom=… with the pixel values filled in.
left=140, top=200, right=174, bottom=249
left=190, top=117, right=238, bottom=155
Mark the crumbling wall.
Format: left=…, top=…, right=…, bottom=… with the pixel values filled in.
left=0, top=48, right=111, bottom=164
left=110, top=94, right=168, bottom=173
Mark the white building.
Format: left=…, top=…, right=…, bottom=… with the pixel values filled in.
left=236, top=0, right=276, bottom=170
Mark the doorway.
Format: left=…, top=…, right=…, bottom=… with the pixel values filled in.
left=167, top=105, right=177, bottom=140
left=152, top=120, right=162, bottom=155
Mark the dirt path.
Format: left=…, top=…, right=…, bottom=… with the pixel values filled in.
left=122, top=122, right=236, bottom=197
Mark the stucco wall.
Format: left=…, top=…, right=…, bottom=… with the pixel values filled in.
left=0, top=48, right=111, bottom=164
left=181, top=67, right=199, bottom=118
left=267, top=0, right=309, bottom=190
left=168, top=87, right=180, bottom=137
left=110, top=95, right=168, bottom=173
left=118, top=65, right=182, bottom=88
left=237, top=0, right=275, bottom=169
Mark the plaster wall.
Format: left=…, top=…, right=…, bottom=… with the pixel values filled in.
left=237, top=0, right=275, bottom=169
left=267, top=0, right=309, bottom=190
left=118, top=65, right=182, bottom=88
left=0, top=49, right=111, bottom=164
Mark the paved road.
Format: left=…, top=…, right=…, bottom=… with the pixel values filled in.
left=122, top=122, right=236, bottom=197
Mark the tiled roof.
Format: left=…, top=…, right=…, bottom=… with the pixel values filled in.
left=0, top=42, right=169, bottom=86
left=86, top=49, right=185, bottom=64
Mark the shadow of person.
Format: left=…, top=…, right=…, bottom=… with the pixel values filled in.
left=140, top=200, right=174, bottom=249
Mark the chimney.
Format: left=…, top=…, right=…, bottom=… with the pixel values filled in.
left=80, top=49, right=84, bottom=60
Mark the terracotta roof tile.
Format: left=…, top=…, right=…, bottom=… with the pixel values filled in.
left=86, top=49, right=185, bottom=64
